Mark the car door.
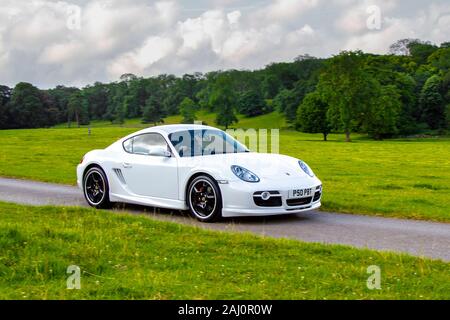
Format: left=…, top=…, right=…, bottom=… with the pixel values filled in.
left=121, top=133, right=178, bottom=200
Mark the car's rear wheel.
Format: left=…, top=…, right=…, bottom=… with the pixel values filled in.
left=188, top=175, right=222, bottom=222
left=83, top=166, right=111, bottom=209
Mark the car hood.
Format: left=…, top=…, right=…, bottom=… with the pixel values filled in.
left=181, top=152, right=313, bottom=181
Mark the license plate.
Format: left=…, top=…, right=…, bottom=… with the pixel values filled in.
left=290, top=188, right=313, bottom=198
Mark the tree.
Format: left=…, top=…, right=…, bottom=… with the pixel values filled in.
left=264, top=62, right=299, bottom=90
left=297, top=91, right=331, bottom=141
left=1, top=38, right=445, bottom=135
left=428, top=48, right=450, bottom=73
left=163, top=86, right=184, bottom=116
left=210, top=75, right=237, bottom=129
left=408, top=41, right=438, bottom=65
left=366, top=58, right=420, bottom=135
left=420, top=75, right=445, bottom=129
left=81, top=83, right=108, bottom=121
left=389, top=39, right=420, bottom=56
left=180, top=73, right=202, bottom=100
left=46, top=86, right=77, bottom=125
left=238, top=90, right=267, bottom=117
left=67, top=91, right=85, bottom=127
left=442, top=70, right=450, bottom=109
left=393, top=73, right=418, bottom=135
left=179, top=97, right=197, bottom=124
left=124, top=79, right=147, bottom=118
left=142, top=95, right=164, bottom=125
left=363, top=85, right=402, bottom=140
left=271, top=57, right=323, bottom=123
left=0, top=85, right=11, bottom=106
left=287, top=79, right=318, bottom=121
left=158, top=75, right=183, bottom=116
left=113, top=100, right=127, bottom=125
left=216, top=106, right=237, bottom=129
left=0, top=103, right=6, bottom=129
left=318, top=51, right=372, bottom=142
left=120, top=73, right=137, bottom=83
left=273, top=89, right=299, bottom=121
left=9, top=82, right=48, bottom=128
left=445, top=104, right=450, bottom=130
left=0, top=85, right=11, bottom=129
left=40, top=91, right=60, bottom=126
left=105, top=82, right=127, bottom=122
left=196, top=86, right=213, bottom=111
left=261, top=74, right=282, bottom=99
left=80, top=94, right=90, bottom=125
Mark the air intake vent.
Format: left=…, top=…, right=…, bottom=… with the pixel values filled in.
left=113, top=168, right=126, bottom=185
left=286, top=197, right=312, bottom=207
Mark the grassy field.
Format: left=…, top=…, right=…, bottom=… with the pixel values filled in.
left=0, top=111, right=449, bottom=222
left=53, top=110, right=288, bottom=130
left=0, top=202, right=448, bottom=300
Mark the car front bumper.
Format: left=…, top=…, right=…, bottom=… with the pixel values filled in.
left=76, top=164, right=84, bottom=190
left=219, top=176, right=322, bottom=217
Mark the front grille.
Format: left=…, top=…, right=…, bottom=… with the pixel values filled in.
left=254, top=196, right=282, bottom=207
left=253, top=191, right=280, bottom=196
left=286, top=197, right=312, bottom=206
left=313, top=191, right=321, bottom=202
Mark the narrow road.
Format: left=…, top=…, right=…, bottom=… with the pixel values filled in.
left=0, top=177, right=449, bottom=262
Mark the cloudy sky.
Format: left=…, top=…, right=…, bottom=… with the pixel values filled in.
left=0, top=0, right=449, bottom=88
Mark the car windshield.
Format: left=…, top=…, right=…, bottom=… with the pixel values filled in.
left=168, top=129, right=248, bottom=158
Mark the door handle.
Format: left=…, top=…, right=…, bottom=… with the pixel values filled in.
left=122, top=162, right=132, bottom=168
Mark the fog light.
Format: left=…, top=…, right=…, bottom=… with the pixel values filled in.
left=261, top=192, right=271, bottom=201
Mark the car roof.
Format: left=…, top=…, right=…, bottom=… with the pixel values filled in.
left=144, top=124, right=220, bottom=135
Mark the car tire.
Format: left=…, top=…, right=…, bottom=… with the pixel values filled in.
left=187, top=175, right=222, bottom=222
left=83, top=166, right=112, bottom=209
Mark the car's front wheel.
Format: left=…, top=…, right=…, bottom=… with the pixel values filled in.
left=83, top=166, right=112, bottom=209
left=188, top=175, right=222, bottom=222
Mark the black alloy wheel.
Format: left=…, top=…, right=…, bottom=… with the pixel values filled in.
left=188, top=175, right=222, bottom=222
left=83, top=167, right=111, bottom=209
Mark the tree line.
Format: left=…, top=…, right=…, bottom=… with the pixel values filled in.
left=0, top=39, right=449, bottom=140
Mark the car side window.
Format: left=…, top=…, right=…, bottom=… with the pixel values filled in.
left=123, top=138, right=133, bottom=153
left=124, top=133, right=168, bottom=155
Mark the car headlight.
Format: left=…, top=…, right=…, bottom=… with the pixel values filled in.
left=299, top=160, right=315, bottom=177
left=231, top=165, right=260, bottom=183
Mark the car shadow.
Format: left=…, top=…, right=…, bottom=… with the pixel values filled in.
left=110, top=202, right=314, bottom=225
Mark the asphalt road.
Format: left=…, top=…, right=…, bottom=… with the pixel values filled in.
left=0, top=177, right=449, bottom=262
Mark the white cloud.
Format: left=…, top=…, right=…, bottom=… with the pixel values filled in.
left=221, top=25, right=282, bottom=62
left=257, top=0, right=319, bottom=22
left=39, top=41, right=84, bottom=64
left=334, top=0, right=398, bottom=34
left=177, top=10, right=227, bottom=55
left=109, top=36, right=175, bottom=77
left=0, top=0, right=448, bottom=88
left=341, top=2, right=450, bottom=54
left=285, top=25, right=316, bottom=47
left=227, top=10, right=241, bottom=25
left=0, top=34, right=8, bottom=70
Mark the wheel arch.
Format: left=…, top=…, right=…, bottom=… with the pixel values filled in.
left=184, top=172, right=221, bottom=206
left=83, top=163, right=108, bottom=183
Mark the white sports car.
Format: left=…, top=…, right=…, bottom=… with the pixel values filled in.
left=77, top=125, right=322, bottom=222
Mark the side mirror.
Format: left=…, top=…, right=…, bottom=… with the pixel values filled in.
left=149, top=146, right=171, bottom=158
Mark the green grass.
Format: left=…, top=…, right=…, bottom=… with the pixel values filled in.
left=278, top=131, right=450, bottom=222
left=52, top=110, right=288, bottom=130
left=1, top=111, right=449, bottom=222
left=0, top=202, right=448, bottom=300
left=0, top=127, right=134, bottom=184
